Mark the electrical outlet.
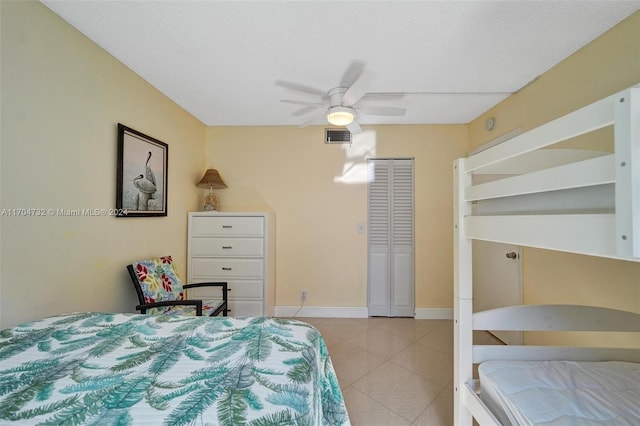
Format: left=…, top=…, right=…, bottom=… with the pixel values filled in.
left=300, top=290, right=308, bottom=302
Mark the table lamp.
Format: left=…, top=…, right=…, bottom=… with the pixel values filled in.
left=197, top=169, right=227, bottom=211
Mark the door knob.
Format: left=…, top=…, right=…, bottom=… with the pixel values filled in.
left=505, top=251, right=518, bottom=259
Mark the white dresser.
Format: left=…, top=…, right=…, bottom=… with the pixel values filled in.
left=187, top=212, right=275, bottom=317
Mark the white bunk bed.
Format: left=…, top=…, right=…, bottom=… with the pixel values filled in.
left=453, top=86, right=640, bottom=425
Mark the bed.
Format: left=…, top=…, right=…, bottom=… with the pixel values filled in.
left=0, top=313, right=350, bottom=425
left=453, top=85, right=640, bottom=425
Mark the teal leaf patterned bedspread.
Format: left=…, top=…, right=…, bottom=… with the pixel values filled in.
left=0, top=313, right=350, bottom=425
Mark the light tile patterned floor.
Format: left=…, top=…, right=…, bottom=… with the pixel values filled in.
left=299, top=317, right=457, bottom=425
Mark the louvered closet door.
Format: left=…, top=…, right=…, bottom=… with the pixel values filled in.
left=368, top=160, right=391, bottom=316
left=367, top=159, right=415, bottom=317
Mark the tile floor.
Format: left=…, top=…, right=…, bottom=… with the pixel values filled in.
left=297, top=317, right=453, bottom=425
left=299, top=317, right=502, bottom=425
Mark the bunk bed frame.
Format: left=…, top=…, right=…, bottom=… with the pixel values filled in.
left=453, top=85, right=640, bottom=425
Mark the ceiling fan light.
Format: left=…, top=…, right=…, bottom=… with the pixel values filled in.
left=327, top=106, right=355, bottom=126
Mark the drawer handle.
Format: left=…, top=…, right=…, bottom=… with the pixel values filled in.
left=222, top=225, right=233, bottom=229
left=222, top=267, right=232, bottom=271
left=222, top=246, right=233, bottom=249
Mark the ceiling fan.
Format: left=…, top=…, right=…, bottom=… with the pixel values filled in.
left=276, top=61, right=406, bottom=134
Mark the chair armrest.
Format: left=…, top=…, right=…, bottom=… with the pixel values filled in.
left=183, top=282, right=227, bottom=291
left=183, top=282, right=228, bottom=299
left=182, top=282, right=228, bottom=316
left=136, top=299, right=203, bottom=316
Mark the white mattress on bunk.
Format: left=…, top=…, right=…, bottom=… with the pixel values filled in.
left=478, top=360, right=640, bottom=425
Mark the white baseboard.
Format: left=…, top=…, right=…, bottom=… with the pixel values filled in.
left=275, top=306, right=369, bottom=318
left=414, top=308, right=453, bottom=320
left=275, top=306, right=452, bottom=319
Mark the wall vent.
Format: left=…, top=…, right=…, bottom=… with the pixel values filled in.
left=325, top=128, right=351, bottom=144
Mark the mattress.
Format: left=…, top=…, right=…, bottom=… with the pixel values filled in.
left=479, top=360, right=640, bottom=425
left=0, top=313, right=350, bottom=425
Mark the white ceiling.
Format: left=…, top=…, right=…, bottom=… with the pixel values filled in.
left=41, top=1, right=640, bottom=126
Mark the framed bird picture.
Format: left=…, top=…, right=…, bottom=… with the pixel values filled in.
left=116, top=124, right=168, bottom=217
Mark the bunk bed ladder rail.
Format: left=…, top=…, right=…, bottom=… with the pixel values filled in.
left=614, top=88, right=640, bottom=259
left=453, top=157, right=473, bottom=426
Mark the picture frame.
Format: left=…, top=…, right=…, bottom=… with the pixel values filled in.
left=116, top=123, right=168, bottom=217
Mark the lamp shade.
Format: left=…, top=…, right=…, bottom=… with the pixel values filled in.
left=197, top=169, right=227, bottom=189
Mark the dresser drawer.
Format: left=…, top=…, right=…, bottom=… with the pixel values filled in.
left=228, top=300, right=264, bottom=317
left=191, top=216, right=264, bottom=237
left=189, top=279, right=263, bottom=299
left=228, top=280, right=264, bottom=299
left=191, top=237, right=264, bottom=257
left=191, top=258, right=264, bottom=279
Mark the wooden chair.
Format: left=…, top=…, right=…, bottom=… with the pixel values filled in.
left=127, top=255, right=227, bottom=316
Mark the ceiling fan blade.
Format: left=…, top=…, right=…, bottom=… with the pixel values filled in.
left=281, top=100, right=326, bottom=116
left=340, top=60, right=365, bottom=88
left=275, top=80, right=327, bottom=97
left=342, top=70, right=373, bottom=107
left=292, top=105, right=325, bottom=117
left=298, top=110, right=328, bottom=128
left=346, top=119, right=362, bottom=134
left=281, top=99, right=326, bottom=107
left=358, top=105, right=406, bottom=116
left=358, top=93, right=406, bottom=103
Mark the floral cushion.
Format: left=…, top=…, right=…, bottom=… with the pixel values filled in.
left=132, top=255, right=184, bottom=314
left=132, top=256, right=225, bottom=316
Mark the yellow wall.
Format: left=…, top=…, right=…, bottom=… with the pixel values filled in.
left=468, top=12, right=640, bottom=347
left=2, top=1, right=637, bottom=330
left=0, top=1, right=206, bottom=327
left=206, top=125, right=468, bottom=310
